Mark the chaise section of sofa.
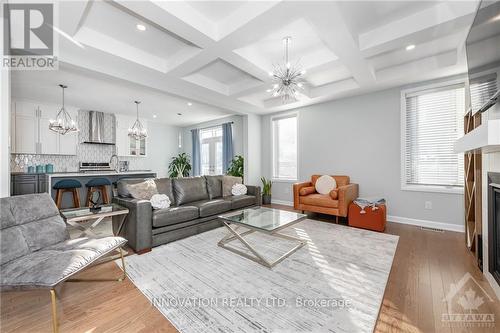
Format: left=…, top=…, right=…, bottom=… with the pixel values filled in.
left=112, top=176, right=261, bottom=253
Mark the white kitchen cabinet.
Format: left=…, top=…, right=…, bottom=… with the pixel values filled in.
left=38, top=105, right=59, bottom=155
left=115, top=114, right=147, bottom=157
left=11, top=100, right=78, bottom=155
left=12, top=102, right=37, bottom=154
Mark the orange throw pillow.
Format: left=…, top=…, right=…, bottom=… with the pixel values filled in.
left=329, top=189, right=338, bottom=200
left=299, top=186, right=316, bottom=196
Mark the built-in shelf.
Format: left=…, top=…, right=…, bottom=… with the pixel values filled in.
left=454, top=119, right=500, bottom=154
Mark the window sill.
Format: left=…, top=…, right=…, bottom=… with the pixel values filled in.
left=272, top=178, right=298, bottom=183
left=401, top=184, right=464, bottom=195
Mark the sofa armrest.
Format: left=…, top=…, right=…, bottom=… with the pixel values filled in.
left=338, top=183, right=359, bottom=217
left=246, top=185, right=262, bottom=206
left=293, top=181, right=312, bottom=209
left=112, top=197, right=152, bottom=253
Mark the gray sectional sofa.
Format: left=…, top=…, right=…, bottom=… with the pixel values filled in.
left=112, top=175, right=261, bottom=253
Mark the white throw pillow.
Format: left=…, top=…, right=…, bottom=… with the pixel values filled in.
left=150, top=194, right=171, bottom=210
left=315, top=175, right=337, bottom=195
left=231, top=183, right=247, bottom=196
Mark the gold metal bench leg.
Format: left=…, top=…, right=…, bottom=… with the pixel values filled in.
left=50, top=289, right=58, bottom=333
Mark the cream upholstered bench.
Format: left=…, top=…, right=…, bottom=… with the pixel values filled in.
left=0, top=193, right=127, bottom=333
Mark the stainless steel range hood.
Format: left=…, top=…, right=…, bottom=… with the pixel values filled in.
left=82, top=111, right=116, bottom=145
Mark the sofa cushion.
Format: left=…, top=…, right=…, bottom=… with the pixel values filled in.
left=300, top=194, right=339, bottom=208
left=0, top=236, right=126, bottom=290
left=173, top=177, right=209, bottom=206
left=152, top=206, right=199, bottom=227
left=224, top=195, right=256, bottom=210
left=299, top=186, right=316, bottom=196
left=127, top=179, right=159, bottom=200
left=190, top=199, right=232, bottom=217
left=205, top=175, right=223, bottom=199
left=222, top=176, right=242, bottom=197
left=154, top=178, right=175, bottom=204
left=117, top=178, right=149, bottom=198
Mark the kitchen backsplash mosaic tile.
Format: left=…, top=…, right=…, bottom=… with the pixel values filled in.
left=11, top=110, right=147, bottom=172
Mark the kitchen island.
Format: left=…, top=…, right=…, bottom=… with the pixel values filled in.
left=11, top=170, right=156, bottom=208
left=48, top=170, right=156, bottom=208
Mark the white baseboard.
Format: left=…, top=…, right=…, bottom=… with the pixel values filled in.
left=266, top=201, right=464, bottom=233
left=387, top=215, right=465, bottom=233
left=271, top=199, right=294, bottom=206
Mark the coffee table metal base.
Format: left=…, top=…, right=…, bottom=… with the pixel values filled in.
left=218, top=221, right=306, bottom=268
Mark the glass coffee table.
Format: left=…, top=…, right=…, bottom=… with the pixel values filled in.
left=218, top=207, right=307, bottom=268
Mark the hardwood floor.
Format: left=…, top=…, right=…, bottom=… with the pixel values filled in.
left=2, top=204, right=499, bottom=332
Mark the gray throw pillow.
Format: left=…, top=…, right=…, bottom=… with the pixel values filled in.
left=222, top=176, right=242, bottom=197
left=127, top=179, right=159, bottom=200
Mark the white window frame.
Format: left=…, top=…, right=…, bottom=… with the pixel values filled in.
left=401, top=78, right=465, bottom=194
left=271, top=113, right=298, bottom=182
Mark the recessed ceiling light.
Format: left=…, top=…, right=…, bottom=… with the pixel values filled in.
left=153, top=114, right=157, bottom=118
left=187, top=102, right=192, bottom=106
left=136, top=24, right=146, bottom=31
left=406, top=44, right=415, bottom=51
left=177, top=113, right=182, bottom=116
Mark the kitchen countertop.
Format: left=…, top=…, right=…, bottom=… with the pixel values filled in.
left=12, top=170, right=155, bottom=177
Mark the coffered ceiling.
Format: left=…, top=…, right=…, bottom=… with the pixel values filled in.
left=30, top=0, right=492, bottom=116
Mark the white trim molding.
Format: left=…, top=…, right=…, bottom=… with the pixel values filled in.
left=271, top=199, right=294, bottom=206
left=388, top=215, right=464, bottom=233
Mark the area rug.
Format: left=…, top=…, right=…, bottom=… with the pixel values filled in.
left=116, top=219, right=399, bottom=333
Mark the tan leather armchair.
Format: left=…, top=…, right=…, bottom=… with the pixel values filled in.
left=293, top=175, right=358, bottom=222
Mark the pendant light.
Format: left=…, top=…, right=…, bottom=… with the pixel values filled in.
left=128, top=101, right=147, bottom=140
left=49, top=84, right=78, bottom=134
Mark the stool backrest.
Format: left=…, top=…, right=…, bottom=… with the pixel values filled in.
left=0, top=193, right=68, bottom=266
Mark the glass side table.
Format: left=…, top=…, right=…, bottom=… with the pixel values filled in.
left=60, top=204, right=129, bottom=263
left=60, top=203, right=129, bottom=238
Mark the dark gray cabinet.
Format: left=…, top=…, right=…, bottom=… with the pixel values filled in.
left=11, top=174, right=48, bottom=196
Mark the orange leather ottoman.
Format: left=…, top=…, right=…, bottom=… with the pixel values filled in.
left=348, top=202, right=386, bottom=232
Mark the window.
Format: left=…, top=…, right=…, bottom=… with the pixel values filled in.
left=402, top=83, right=465, bottom=192
left=469, top=73, right=498, bottom=112
left=272, top=115, right=298, bottom=180
left=200, top=126, right=222, bottom=175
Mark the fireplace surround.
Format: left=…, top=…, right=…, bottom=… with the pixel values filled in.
left=487, top=172, right=500, bottom=286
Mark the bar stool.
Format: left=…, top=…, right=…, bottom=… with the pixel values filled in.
left=85, top=178, right=112, bottom=206
left=53, top=179, right=82, bottom=209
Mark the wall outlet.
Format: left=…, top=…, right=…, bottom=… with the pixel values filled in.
left=425, top=201, right=432, bottom=210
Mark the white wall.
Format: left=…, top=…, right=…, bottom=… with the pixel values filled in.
left=243, top=114, right=262, bottom=186
left=0, top=12, right=10, bottom=197
left=261, top=87, right=464, bottom=230
left=146, top=122, right=180, bottom=178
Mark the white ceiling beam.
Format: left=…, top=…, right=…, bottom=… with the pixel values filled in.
left=217, top=1, right=282, bottom=40
left=359, top=1, right=478, bottom=52
left=306, top=2, right=376, bottom=86
left=113, top=0, right=215, bottom=48
left=58, top=38, right=261, bottom=115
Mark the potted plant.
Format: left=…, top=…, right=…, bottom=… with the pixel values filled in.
left=226, top=155, right=244, bottom=179
left=261, top=177, right=272, bottom=205
left=168, top=153, right=192, bottom=178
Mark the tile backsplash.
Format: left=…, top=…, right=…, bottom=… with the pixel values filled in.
left=11, top=110, right=147, bottom=172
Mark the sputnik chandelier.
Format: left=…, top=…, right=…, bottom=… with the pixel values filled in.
left=267, top=36, right=306, bottom=103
